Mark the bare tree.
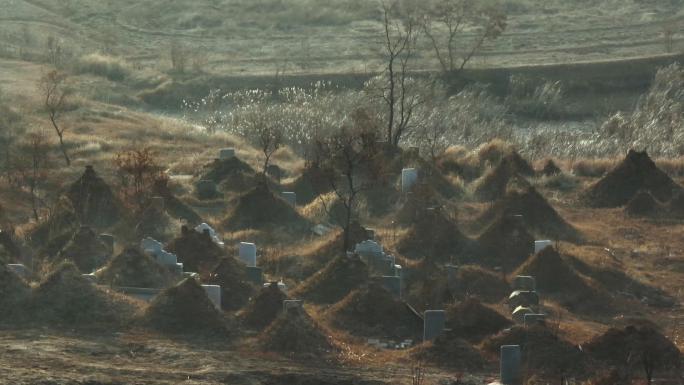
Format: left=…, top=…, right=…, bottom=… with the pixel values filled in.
left=38, top=70, right=71, bottom=166
left=16, top=131, right=50, bottom=221
left=422, top=0, right=506, bottom=74
left=662, top=20, right=679, bottom=53
left=170, top=41, right=189, bottom=73
left=256, top=122, right=284, bottom=175
left=114, top=147, right=163, bottom=211
left=46, top=35, right=64, bottom=68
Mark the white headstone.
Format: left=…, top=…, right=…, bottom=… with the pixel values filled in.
left=156, top=250, right=178, bottom=266
left=194, top=223, right=225, bottom=247
left=219, top=148, right=235, bottom=160
left=141, top=237, right=163, bottom=254
left=202, top=284, right=222, bottom=310
left=263, top=281, right=288, bottom=293
left=239, top=242, right=257, bottom=267
left=281, top=192, right=297, bottom=206
left=312, top=224, right=332, bottom=236
left=512, top=306, right=534, bottom=324
left=401, top=168, right=418, bottom=193
left=534, top=240, right=553, bottom=254
left=354, top=240, right=383, bottom=256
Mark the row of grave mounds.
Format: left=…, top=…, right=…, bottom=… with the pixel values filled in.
left=140, top=277, right=231, bottom=337
left=473, top=150, right=536, bottom=201
left=290, top=253, right=369, bottom=305
left=625, top=189, right=684, bottom=221
left=259, top=305, right=337, bottom=361
left=584, top=150, right=684, bottom=208
left=445, top=298, right=513, bottom=343
left=201, top=155, right=258, bottom=192
left=205, top=255, right=256, bottom=311
left=222, top=181, right=311, bottom=234
left=134, top=199, right=180, bottom=243
left=481, top=324, right=592, bottom=379
left=323, top=282, right=422, bottom=342
left=66, top=165, right=123, bottom=228
left=54, top=225, right=111, bottom=273
left=166, top=225, right=224, bottom=273
left=239, top=283, right=289, bottom=331
left=151, top=179, right=203, bottom=225
left=476, top=213, right=535, bottom=271
left=474, top=185, right=583, bottom=243
left=95, top=246, right=178, bottom=289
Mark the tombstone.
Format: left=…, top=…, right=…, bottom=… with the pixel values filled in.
left=141, top=237, right=163, bottom=254
left=393, top=264, right=403, bottom=278
left=99, top=234, right=115, bottom=250
left=401, top=168, right=418, bottom=193
left=354, top=240, right=383, bottom=257
left=283, top=299, right=303, bottom=313
left=239, top=242, right=257, bottom=267
left=6, top=264, right=30, bottom=280
left=446, top=264, right=459, bottom=291
left=219, top=148, right=235, bottom=160
left=534, top=240, right=553, bottom=254
left=281, top=192, right=296, bottom=206
left=512, top=275, right=536, bottom=291
left=196, top=179, right=219, bottom=200
left=81, top=273, right=98, bottom=283
left=312, top=224, right=332, bottom=236
left=423, top=310, right=446, bottom=341
left=245, top=266, right=263, bottom=285
left=202, top=284, right=222, bottom=310
left=156, top=250, right=178, bottom=267
left=263, top=281, right=287, bottom=293
left=500, top=345, right=522, bottom=385
left=524, top=313, right=546, bottom=327
left=194, top=223, right=224, bottom=247
left=508, top=290, right=539, bottom=309
left=173, top=262, right=184, bottom=275
left=150, top=196, right=165, bottom=212
left=512, top=306, right=534, bottom=324
left=380, top=275, right=402, bottom=298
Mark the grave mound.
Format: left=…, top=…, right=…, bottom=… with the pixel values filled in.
left=540, top=159, right=562, bottom=176
left=97, top=246, right=176, bottom=288
left=325, top=283, right=422, bottom=340
left=412, top=334, right=487, bottom=370
left=477, top=214, right=535, bottom=270
left=667, top=191, right=684, bottom=219
left=201, top=156, right=256, bottom=192
left=360, top=181, right=402, bottom=217
left=584, top=325, right=681, bottom=371
left=284, top=166, right=332, bottom=206
left=207, top=256, right=255, bottom=311
left=240, top=283, right=288, bottom=330
left=66, top=165, right=121, bottom=228
left=29, top=262, right=137, bottom=329
left=482, top=325, right=589, bottom=377
left=167, top=225, right=223, bottom=273
left=260, top=307, right=335, bottom=359
left=0, top=230, right=21, bottom=262
left=625, top=190, right=665, bottom=217
left=0, top=263, right=30, bottom=321
left=449, top=265, right=510, bottom=303
left=290, top=254, right=368, bottom=305
left=397, top=207, right=478, bottom=262
left=141, top=277, right=228, bottom=336
left=152, top=179, right=203, bottom=225
left=403, top=258, right=452, bottom=312
left=30, top=196, right=80, bottom=253
left=584, top=150, right=682, bottom=208
left=477, top=186, right=582, bottom=242
left=134, top=203, right=177, bottom=242
left=395, top=183, right=444, bottom=225
left=56, top=226, right=110, bottom=273
left=223, top=182, right=310, bottom=232
left=445, top=298, right=513, bottom=343
left=474, top=151, right=534, bottom=201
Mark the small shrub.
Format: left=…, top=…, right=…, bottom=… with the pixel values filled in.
left=75, top=53, right=130, bottom=81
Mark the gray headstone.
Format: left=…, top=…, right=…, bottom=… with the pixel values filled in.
left=283, top=299, right=303, bottom=313
left=423, top=310, right=446, bottom=341
left=202, top=284, right=222, bottom=310
left=534, top=240, right=553, bottom=254
left=245, top=266, right=263, bottom=285
left=446, top=264, right=459, bottom=290
left=281, top=192, right=296, bottom=206
left=401, top=168, right=418, bottom=193
left=141, top=237, right=163, bottom=254
left=524, top=313, right=546, bottom=327
left=7, top=264, right=30, bottom=280
left=500, top=345, right=522, bottom=385
left=99, top=234, right=115, bottom=250
left=354, top=240, right=383, bottom=257
left=194, top=223, right=224, bottom=247
left=196, top=179, right=219, bottom=200
left=219, top=148, right=235, bottom=160
left=512, top=275, right=536, bottom=291
left=380, top=275, right=402, bottom=298
left=239, top=242, right=257, bottom=267
left=156, top=250, right=178, bottom=266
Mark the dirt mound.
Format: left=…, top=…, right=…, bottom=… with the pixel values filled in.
left=449, top=265, right=510, bottom=304
left=240, top=283, right=288, bottom=330
left=395, top=183, right=444, bottom=225
left=284, top=166, right=332, bottom=206
left=478, top=186, right=582, bottom=242
left=134, top=202, right=177, bottom=242
left=56, top=226, right=110, bottom=273
left=0, top=230, right=21, bottom=262
left=477, top=214, right=535, bottom=270
left=474, top=152, right=534, bottom=201
left=206, top=256, right=256, bottom=311
left=166, top=225, right=224, bottom=272
left=412, top=334, right=487, bottom=370
left=445, top=298, right=513, bottom=343
left=65, top=165, right=121, bottom=228
left=223, top=182, right=310, bottom=233
left=482, top=325, right=589, bottom=377
left=403, top=258, right=452, bottom=312
left=584, top=150, right=683, bottom=208
left=667, top=191, right=684, bottom=219
left=290, top=254, right=368, bottom=305
left=625, top=190, right=665, bottom=217
left=201, top=157, right=257, bottom=192
left=585, top=325, right=681, bottom=372
left=260, top=307, right=335, bottom=359
left=397, top=207, right=479, bottom=262
left=96, top=246, right=176, bottom=288
left=0, top=264, right=30, bottom=321
left=141, top=277, right=229, bottom=336
left=29, top=262, right=137, bottom=329
left=325, top=283, right=422, bottom=341
left=540, top=159, right=562, bottom=176
left=30, top=196, right=80, bottom=252
left=152, top=179, right=203, bottom=225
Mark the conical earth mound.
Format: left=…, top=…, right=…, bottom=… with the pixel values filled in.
left=167, top=225, right=224, bottom=272
left=142, top=278, right=228, bottom=336
left=152, top=179, right=203, bottom=225
left=66, top=165, right=121, bottom=228
left=474, top=151, right=534, bottom=201
left=290, top=254, right=368, bottom=305
left=260, top=307, right=335, bottom=359
left=584, top=150, right=682, bottom=208
left=284, top=166, right=332, bottom=206
left=201, top=156, right=256, bottom=192
left=477, top=214, right=534, bottom=270
left=223, top=183, right=310, bottom=232
left=240, top=283, right=288, bottom=330
left=412, top=334, right=487, bottom=370
left=56, top=226, right=110, bottom=273
left=445, top=298, right=513, bottom=343
left=449, top=265, right=511, bottom=304
left=97, top=246, right=176, bottom=288
left=207, top=256, right=255, bottom=311
left=134, top=203, right=177, bottom=242
left=403, top=258, right=452, bottom=312
left=625, top=190, right=665, bottom=217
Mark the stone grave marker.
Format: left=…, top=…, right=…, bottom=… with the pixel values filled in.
left=524, top=313, right=546, bottom=327
left=245, top=266, right=263, bottom=285
left=512, top=275, right=536, bottom=291
left=401, top=168, right=418, bottom=193
left=7, top=264, right=30, bottom=280
left=380, top=275, right=402, bottom=298
left=423, top=310, right=446, bottom=341
left=239, top=242, right=257, bottom=267
left=281, top=192, right=296, bottom=206
left=500, top=345, right=522, bottom=385
left=194, top=223, right=224, bottom=247
left=512, top=306, right=534, bottom=324
left=508, top=290, right=539, bottom=309
left=202, top=284, right=222, bottom=309
left=446, top=264, right=459, bottom=291
left=283, top=299, right=303, bottom=313
left=534, top=240, right=553, bottom=254
left=141, top=237, right=163, bottom=254
left=219, top=148, right=235, bottom=160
